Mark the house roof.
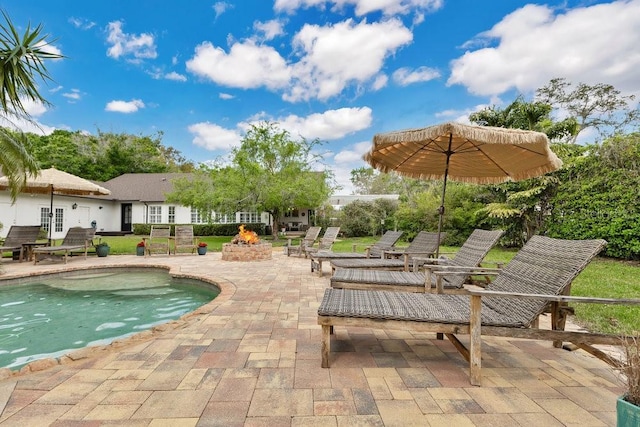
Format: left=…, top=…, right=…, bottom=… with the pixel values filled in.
left=102, top=173, right=192, bottom=202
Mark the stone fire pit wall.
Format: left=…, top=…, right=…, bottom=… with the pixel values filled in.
left=221, top=242, right=273, bottom=261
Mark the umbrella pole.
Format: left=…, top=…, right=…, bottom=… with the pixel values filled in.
left=436, top=133, right=453, bottom=258
left=48, top=185, right=54, bottom=244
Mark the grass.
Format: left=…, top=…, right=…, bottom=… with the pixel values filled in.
left=67, top=234, right=640, bottom=335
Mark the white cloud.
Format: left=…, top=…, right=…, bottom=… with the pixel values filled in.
left=219, top=93, right=235, bottom=100
left=371, top=74, right=388, bottom=90
left=186, top=41, right=290, bottom=90
left=448, top=1, right=640, bottom=97
left=188, top=122, right=242, bottom=150
left=68, top=17, right=96, bottom=30
left=105, top=99, right=145, bottom=113
left=164, top=71, right=187, bottom=82
left=106, top=21, right=157, bottom=61
left=274, top=0, right=443, bottom=17
left=0, top=99, right=55, bottom=135
left=285, top=18, right=413, bottom=102
left=254, top=19, right=286, bottom=41
left=62, top=89, right=82, bottom=102
left=35, top=41, right=63, bottom=59
left=213, top=2, right=233, bottom=19
left=334, top=140, right=370, bottom=163
left=277, top=107, right=373, bottom=140
left=392, top=66, right=440, bottom=85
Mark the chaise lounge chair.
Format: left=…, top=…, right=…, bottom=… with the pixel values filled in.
left=331, top=229, right=504, bottom=293
left=283, top=226, right=322, bottom=257
left=328, top=231, right=444, bottom=275
left=318, top=235, right=640, bottom=385
left=33, top=227, right=96, bottom=264
left=304, top=226, right=341, bottom=257
left=309, top=230, right=404, bottom=276
left=0, top=225, right=42, bottom=262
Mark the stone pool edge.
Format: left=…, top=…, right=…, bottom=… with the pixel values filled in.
left=0, top=262, right=235, bottom=380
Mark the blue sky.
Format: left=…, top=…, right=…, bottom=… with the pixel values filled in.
left=4, top=0, right=640, bottom=194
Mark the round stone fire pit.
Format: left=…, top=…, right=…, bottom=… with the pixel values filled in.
left=221, top=242, right=273, bottom=261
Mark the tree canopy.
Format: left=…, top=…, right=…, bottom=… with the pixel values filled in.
left=20, top=129, right=194, bottom=181
left=167, top=122, right=334, bottom=238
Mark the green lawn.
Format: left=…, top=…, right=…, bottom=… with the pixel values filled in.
left=92, top=234, right=640, bottom=336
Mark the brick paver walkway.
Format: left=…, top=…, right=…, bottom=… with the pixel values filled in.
left=0, top=250, right=624, bottom=426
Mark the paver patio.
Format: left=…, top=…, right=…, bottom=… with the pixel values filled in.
left=0, top=249, right=624, bottom=426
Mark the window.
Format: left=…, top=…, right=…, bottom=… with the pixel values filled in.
left=149, top=206, right=162, bottom=223
left=40, top=207, right=64, bottom=233
left=54, top=208, right=64, bottom=232
left=213, top=212, right=234, bottom=223
left=239, top=211, right=260, bottom=223
left=191, top=207, right=205, bottom=224
left=168, top=206, right=176, bottom=223
left=40, top=207, right=50, bottom=232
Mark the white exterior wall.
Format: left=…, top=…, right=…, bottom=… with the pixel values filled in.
left=0, top=193, right=117, bottom=239
left=2, top=192, right=300, bottom=238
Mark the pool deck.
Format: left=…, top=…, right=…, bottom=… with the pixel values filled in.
left=0, top=250, right=624, bottom=426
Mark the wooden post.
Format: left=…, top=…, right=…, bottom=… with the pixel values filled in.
left=321, top=325, right=331, bottom=368
left=469, top=294, right=482, bottom=386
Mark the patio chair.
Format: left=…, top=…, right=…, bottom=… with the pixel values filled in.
left=318, top=235, right=640, bottom=386
left=331, top=229, right=504, bottom=293
left=143, top=225, right=172, bottom=256
left=309, top=230, right=404, bottom=276
left=33, top=227, right=96, bottom=264
left=283, top=226, right=322, bottom=257
left=304, top=226, right=341, bottom=258
left=328, top=231, right=444, bottom=274
left=173, top=225, right=198, bottom=255
left=0, top=225, right=42, bottom=262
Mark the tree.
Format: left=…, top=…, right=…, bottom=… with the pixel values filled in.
left=537, top=77, right=640, bottom=143
left=0, top=11, right=62, bottom=200
left=168, top=122, right=334, bottom=239
left=547, top=133, right=640, bottom=259
left=470, top=95, right=579, bottom=142
left=23, top=129, right=193, bottom=181
left=350, top=167, right=404, bottom=195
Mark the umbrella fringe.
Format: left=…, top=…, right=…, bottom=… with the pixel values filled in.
left=372, top=122, right=550, bottom=146
left=366, top=158, right=563, bottom=183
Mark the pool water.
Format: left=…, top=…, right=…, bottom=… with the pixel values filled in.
left=0, top=270, right=219, bottom=369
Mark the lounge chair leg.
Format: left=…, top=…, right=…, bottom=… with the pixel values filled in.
left=469, top=294, right=482, bottom=386
left=321, top=325, right=331, bottom=368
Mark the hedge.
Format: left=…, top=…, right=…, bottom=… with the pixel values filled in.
left=132, top=223, right=266, bottom=236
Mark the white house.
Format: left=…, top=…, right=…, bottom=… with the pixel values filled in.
left=0, top=173, right=316, bottom=238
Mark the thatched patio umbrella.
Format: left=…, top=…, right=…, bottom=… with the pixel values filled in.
left=0, top=167, right=111, bottom=242
left=364, top=122, right=563, bottom=256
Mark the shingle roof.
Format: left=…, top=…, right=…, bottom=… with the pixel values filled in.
left=102, top=173, right=192, bottom=202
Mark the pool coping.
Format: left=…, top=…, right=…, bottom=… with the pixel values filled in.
left=0, top=262, right=235, bottom=380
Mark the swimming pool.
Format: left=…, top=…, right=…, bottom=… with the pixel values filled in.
left=0, top=269, right=219, bottom=370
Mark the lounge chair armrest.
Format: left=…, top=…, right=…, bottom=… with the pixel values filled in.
left=479, top=261, right=505, bottom=268
left=466, top=289, right=640, bottom=305
left=431, top=266, right=502, bottom=274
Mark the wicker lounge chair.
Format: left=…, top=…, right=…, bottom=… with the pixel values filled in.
left=328, top=231, right=444, bottom=275
left=33, top=227, right=96, bottom=264
left=309, top=230, right=404, bottom=276
left=331, top=229, right=504, bottom=293
left=304, top=227, right=341, bottom=257
left=283, top=226, right=322, bottom=257
left=318, top=236, right=640, bottom=386
left=143, top=225, right=172, bottom=256
left=0, top=225, right=42, bottom=262
left=173, top=225, right=198, bottom=255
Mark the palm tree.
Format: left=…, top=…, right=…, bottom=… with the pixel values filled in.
left=0, top=10, right=62, bottom=200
